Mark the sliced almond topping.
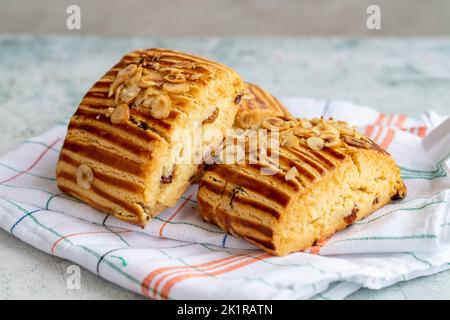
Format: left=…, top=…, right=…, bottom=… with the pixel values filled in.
left=109, top=78, right=125, bottom=98
left=163, top=82, right=190, bottom=94
left=138, top=75, right=159, bottom=88
left=281, top=132, right=298, bottom=148
left=320, top=129, right=340, bottom=138
left=134, top=90, right=148, bottom=107
left=324, top=125, right=340, bottom=136
left=142, top=69, right=164, bottom=81
left=76, top=164, right=94, bottom=190
left=134, top=86, right=161, bottom=108
left=110, top=104, right=130, bottom=124
left=143, top=86, right=162, bottom=97
left=109, top=64, right=138, bottom=98
left=299, top=119, right=313, bottom=129
left=125, top=66, right=143, bottom=86
left=262, top=117, right=289, bottom=131
left=342, top=135, right=371, bottom=149
left=114, top=84, right=124, bottom=104
left=151, top=62, right=161, bottom=70
left=340, top=127, right=356, bottom=136
left=293, top=126, right=313, bottom=137
left=142, top=96, right=155, bottom=108
left=119, top=84, right=141, bottom=104
left=189, top=73, right=202, bottom=80
left=173, top=61, right=197, bottom=69
left=105, top=107, right=115, bottom=117
left=117, top=64, right=138, bottom=78
left=320, top=133, right=341, bottom=148
left=150, top=95, right=171, bottom=119
left=285, top=120, right=296, bottom=128
left=310, top=117, right=323, bottom=126
left=306, top=136, right=324, bottom=151
left=196, top=63, right=214, bottom=73
left=333, top=122, right=355, bottom=136
left=285, top=166, right=299, bottom=181
left=311, top=124, right=325, bottom=135
left=164, top=73, right=187, bottom=83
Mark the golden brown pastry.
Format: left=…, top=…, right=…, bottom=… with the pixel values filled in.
left=233, top=83, right=292, bottom=129
left=197, top=117, right=406, bottom=256
left=56, top=48, right=244, bottom=226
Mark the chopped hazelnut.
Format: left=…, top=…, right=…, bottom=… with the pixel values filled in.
left=76, top=164, right=94, bottom=190
left=110, top=104, right=130, bottom=124
left=150, top=95, right=171, bottom=119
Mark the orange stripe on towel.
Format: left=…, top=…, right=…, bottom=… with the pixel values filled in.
left=140, top=254, right=248, bottom=297
left=385, top=114, right=394, bottom=126
left=395, top=114, right=407, bottom=128
left=418, top=126, right=427, bottom=138
left=373, top=126, right=384, bottom=143
left=364, top=125, right=374, bottom=138
left=374, top=113, right=385, bottom=125
left=159, top=253, right=270, bottom=299
left=380, top=129, right=396, bottom=150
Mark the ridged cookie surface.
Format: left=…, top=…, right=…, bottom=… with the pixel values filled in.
left=198, top=117, right=406, bottom=255
left=56, top=48, right=244, bottom=226
left=233, top=83, right=292, bottom=129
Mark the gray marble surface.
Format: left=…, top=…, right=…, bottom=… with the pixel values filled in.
left=1, top=35, right=449, bottom=299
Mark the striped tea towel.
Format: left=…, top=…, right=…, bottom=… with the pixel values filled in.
left=0, top=97, right=449, bottom=300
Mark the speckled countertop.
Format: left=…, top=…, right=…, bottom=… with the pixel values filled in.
left=1, top=35, right=449, bottom=299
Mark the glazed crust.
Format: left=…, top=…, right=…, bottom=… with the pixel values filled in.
left=234, top=83, right=293, bottom=129
left=197, top=117, right=407, bottom=256
left=56, top=48, right=244, bottom=226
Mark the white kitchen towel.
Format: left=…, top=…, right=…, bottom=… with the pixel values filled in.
left=0, top=97, right=449, bottom=300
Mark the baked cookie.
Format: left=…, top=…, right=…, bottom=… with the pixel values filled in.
left=197, top=117, right=406, bottom=255
left=56, top=48, right=244, bottom=226
left=234, top=83, right=292, bottom=129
